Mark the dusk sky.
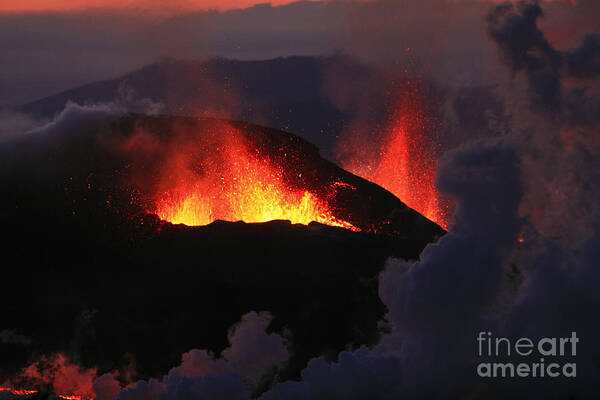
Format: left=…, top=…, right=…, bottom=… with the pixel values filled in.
left=2, top=0, right=594, bottom=107
left=0, top=0, right=577, bottom=13
left=0, top=0, right=309, bottom=13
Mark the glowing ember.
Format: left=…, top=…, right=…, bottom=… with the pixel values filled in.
left=151, top=126, right=358, bottom=231
left=369, top=120, right=447, bottom=228
left=0, top=387, right=38, bottom=396
left=0, top=387, right=85, bottom=399
left=340, top=77, right=450, bottom=229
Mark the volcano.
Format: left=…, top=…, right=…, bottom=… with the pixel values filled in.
left=0, top=112, right=443, bottom=396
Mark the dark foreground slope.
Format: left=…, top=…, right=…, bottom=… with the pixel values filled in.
left=0, top=113, right=443, bottom=387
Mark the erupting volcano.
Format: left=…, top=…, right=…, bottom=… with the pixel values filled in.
left=2, top=0, right=599, bottom=397
left=0, top=111, right=445, bottom=398
left=109, top=115, right=442, bottom=236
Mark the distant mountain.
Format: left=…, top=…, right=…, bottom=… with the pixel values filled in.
left=20, top=56, right=381, bottom=158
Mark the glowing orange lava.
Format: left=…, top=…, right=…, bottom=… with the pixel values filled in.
left=369, top=116, right=447, bottom=228
left=151, top=126, right=358, bottom=231
left=0, top=387, right=38, bottom=396
left=0, top=387, right=85, bottom=399
left=340, top=78, right=450, bottom=229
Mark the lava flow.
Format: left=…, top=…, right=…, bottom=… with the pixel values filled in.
left=149, top=125, right=358, bottom=231
left=0, top=387, right=85, bottom=400
left=0, top=387, right=38, bottom=396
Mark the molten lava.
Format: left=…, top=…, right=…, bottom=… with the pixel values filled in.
left=0, top=387, right=86, bottom=400
left=0, top=387, right=38, bottom=396
left=149, top=125, right=358, bottom=231
left=1, top=354, right=96, bottom=400
left=369, top=116, right=447, bottom=228
left=340, top=77, right=450, bottom=229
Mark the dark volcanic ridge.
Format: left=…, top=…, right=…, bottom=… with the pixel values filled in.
left=0, top=112, right=443, bottom=391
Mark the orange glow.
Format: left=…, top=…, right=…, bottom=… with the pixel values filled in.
left=1, top=353, right=97, bottom=400
left=340, top=77, right=450, bottom=229
left=0, top=0, right=317, bottom=14
left=0, top=387, right=86, bottom=399
left=0, top=0, right=575, bottom=14
left=370, top=119, right=448, bottom=228
left=151, top=125, right=358, bottom=231
left=0, top=387, right=39, bottom=396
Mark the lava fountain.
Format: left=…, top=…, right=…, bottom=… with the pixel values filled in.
left=144, top=123, right=358, bottom=231
left=339, top=77, right=450, bottom=229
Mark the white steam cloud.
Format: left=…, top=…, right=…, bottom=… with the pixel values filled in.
left=99, top=311, right=289, bottom=400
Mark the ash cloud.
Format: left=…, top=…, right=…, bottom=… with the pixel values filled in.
left=261, top=348, right=404, bottom=400
left=483, top=1, right=600, bottom=240
left=566, top=33, right=600, bottom=79
left=487, top=1, right=562, bottom=109
left=487, top=1, right=600, bottom=125
left=257, top=136, right=600, bottom=398
left=257, top=139, right=525, bottom=400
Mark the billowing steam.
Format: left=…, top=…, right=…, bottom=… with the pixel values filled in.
left=100, top=311, right=288, bottom=400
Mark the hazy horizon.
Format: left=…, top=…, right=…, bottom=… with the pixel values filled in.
left=2, top=0, right=596, bottom=106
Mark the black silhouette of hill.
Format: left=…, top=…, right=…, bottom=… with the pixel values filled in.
left=0, top=113, right=443, bottom=392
